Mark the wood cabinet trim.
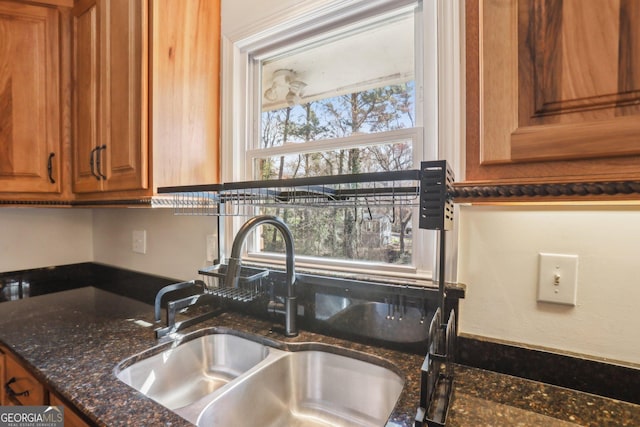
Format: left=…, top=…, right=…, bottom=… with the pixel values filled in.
left=510, top=115, right=640, bottom=161
left=453, top=180, right=640, bottom=203
left=28, top=0, right=74, bottom=7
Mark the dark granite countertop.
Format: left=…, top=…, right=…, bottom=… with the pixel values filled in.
left=0, top=287, right=638, bottom=426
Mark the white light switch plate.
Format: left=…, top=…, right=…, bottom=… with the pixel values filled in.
left=537, top=253, right=578, bottom=305
left=132, top=230, right=147, bottom=254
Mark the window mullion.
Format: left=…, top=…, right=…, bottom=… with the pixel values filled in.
left=247, top=127, right=422, bottom=160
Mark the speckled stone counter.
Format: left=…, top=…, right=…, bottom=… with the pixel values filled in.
left=0, top=287, right=638, bottom=426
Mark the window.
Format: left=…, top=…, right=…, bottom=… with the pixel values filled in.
left=221, top=0, right=460, bottom=279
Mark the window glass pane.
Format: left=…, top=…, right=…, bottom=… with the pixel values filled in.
left=254, top=139, right=413, bottom=180
left=260, top=10, right=415, bottom=147
left=251, top=7, right=417, bottom=268
left=261, top=83, right=415, bottom=147
left=257, top=206, right=413, bottom=265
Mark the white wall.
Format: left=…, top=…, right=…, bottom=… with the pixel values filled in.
left=457, top=205, right=640, bottom=366
left=0, top=206, right=216, bottom=286
left=92, top=208, right=217, bottom=281
left=4, top=202, right=638, bottom=366
left=0, top=208, right=93, bottom=272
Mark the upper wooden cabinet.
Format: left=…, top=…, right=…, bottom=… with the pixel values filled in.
left=72, top=0, right=147, bottom=195
left=150, top=0, right=220, bottom=191
left=72, top=0, right=220, bottom=200
left=0, top=1, right=62, bottom=197
left=465, top=0, right=640, bottom=189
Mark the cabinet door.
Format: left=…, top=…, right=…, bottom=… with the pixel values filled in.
left=151, top=0, right=220, bottom=189
left=72, top=0, right=147, bottom=195
left=4, top=352, right=46, bottom=406
left=100, top=0, right=148, bottom=192
left=0, top=350, right=5, bottom=405
left=466, top=0, right=640, bottom=185
left=72, top=0, right=103, bottom=193
left=50, top=394, right=91, bottom=427
left=0, top=1, right=61, bottom=194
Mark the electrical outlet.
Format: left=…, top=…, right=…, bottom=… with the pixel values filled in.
left=132, top=230, right=147, bottom=254
left=206, top=234, right=216, bottom=262
left=537, top=253, right=578, bottom=306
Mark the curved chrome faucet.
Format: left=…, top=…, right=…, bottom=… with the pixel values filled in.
left=226, top=215, right=298, bottom=337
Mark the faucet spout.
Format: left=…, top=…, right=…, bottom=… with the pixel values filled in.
left=226, top=215, right=298, bottom=337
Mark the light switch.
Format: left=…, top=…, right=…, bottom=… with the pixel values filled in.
left=132, top=230, right=147, bottom=254
left=537, top=253, right=578, bottom=306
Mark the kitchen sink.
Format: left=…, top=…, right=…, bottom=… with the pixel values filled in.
left=197, top=349, right=404, bottom=427
left=115, top=329, right=404, bottom=426
left=115, top=332, right=271, bottom=410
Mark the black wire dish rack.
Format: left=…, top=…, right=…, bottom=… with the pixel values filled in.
left=156, top=160, right=457, bottom=426
left=153, top=168, right=423, bottom=216
left=198, top=263, right=269, bottom=303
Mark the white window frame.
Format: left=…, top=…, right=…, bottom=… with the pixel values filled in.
left=220, top=0, right=464, bottom=282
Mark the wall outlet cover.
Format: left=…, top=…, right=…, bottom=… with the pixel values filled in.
left=132, top=230, right=147, bottom=254
left=537, top=253, right=579, bottom=306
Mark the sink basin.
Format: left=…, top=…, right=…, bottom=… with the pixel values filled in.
left=116, top=333, right=269, bottom=410
left=197, top=350, right=404, bottom=427
left=116, top=330, right=404, bottom=426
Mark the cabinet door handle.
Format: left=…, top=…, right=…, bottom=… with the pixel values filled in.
left=90, top=147, right=100, bottom=180
left=47, top=152, right=56, bottom=184
left=96, top=144, right=107, bottom=180
left=5, top=377, right=30, bottom=398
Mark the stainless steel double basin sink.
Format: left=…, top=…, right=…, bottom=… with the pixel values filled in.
left=115, top=328, right=404, bottom=426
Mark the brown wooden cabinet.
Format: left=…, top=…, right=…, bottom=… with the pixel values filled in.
left=0, top=0, right=220, bottom=204
left=0, top=347, right=91, bottom=426
left=72, top=0, right=147, bottom=195
left=465, top=0, right=640, bottom=192
left=0, top=1, right=63, bottom=198
left=149, top=0, right=221, bottom=192
left=0, top=350, right=5, bottom=405
left=50, top=394, right=91, bottom=427
left=2, top=350, right=46, bottom=406
left=72, top=0, right=220, bottom=201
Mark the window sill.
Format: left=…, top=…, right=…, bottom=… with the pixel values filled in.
left=238, top=254, right=434, bottom=288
